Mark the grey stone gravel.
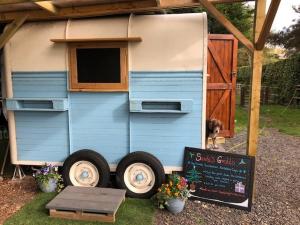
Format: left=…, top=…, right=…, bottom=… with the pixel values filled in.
left=155, top=129, right=300, bottom=225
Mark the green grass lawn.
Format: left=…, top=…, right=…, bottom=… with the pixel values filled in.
left=4, top=193, right=155, bottom=225
left=235, top=105, right=300, bottom=136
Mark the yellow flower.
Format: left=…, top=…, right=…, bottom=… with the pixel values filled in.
left=169, top=181, right=173, bottom=186
left=175, top=192, right=179, bottom=197
left=166, top=189, right=171, bottom=196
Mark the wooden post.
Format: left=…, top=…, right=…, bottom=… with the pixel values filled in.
left=240, top=86, right=245, bottom=107
left=246, top=0, right=267, bottom=203
left=265, top=86, right=270, bottom=104
left=255, top=0, right=281, bottom=50
left=247, top=1, right=266, bottom=155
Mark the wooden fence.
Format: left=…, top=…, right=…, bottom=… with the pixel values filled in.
left=237, top=84, right=280, bottom=107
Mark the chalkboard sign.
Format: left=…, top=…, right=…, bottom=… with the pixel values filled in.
left=183, top=147, right=255, bottom=211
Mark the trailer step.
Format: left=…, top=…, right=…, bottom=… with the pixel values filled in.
left=46, top=186, right=126, bottom=223
left=49, top=208, right=116, bottom=223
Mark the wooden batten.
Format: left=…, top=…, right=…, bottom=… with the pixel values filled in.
left=0, top=0, right=255, bottom=6
left=199, top=0, right=254, bottom=52
left=0, top=0, right=158, bottom=22
left=0, top=0, right=45, bottom=4
left=51, top=37, right=142, bottom=43
left=0, top=0, right=259, bottom=22
left=255, top=0, right=281, bottom=50
left=0, top=14, right=28, bottom=49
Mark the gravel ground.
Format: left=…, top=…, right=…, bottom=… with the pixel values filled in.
left=155, top=129, right=300, bottom=225
left=0, top=177, right=36, bottom=225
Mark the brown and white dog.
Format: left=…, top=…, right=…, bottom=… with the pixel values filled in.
left=206, top=119, right=223, bottom=149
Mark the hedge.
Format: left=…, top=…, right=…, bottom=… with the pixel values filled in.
left=237, top=54, right=300, bottom=104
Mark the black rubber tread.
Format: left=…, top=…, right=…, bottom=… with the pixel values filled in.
left=116, top=151, right=165, bottom=198
left=62, top=149, right=110, bottom=187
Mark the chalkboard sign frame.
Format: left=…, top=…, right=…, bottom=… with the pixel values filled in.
left=183, top=147, right=255, bottom=211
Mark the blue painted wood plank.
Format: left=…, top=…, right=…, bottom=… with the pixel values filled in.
left=69, top=92, right=129, bottom=164
left=18, top=151, right=68, bottom=162
left=12, top=72, right=67, bottom=98
left=129, top=71, right=204, bottom=167
left=12, top=72, right=70, bottom=162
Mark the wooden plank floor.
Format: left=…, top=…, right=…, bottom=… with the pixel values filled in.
left=46, top=186, right=126, bottom=223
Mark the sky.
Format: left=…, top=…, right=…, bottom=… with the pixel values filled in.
left=268, top=0, right=299, bottom=31
left=248, top=0, right=299, bottom=31
left=249, top=0, right=300, bottom=31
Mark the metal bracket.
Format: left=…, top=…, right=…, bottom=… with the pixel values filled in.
left=12, top=165, right=26, bottom=180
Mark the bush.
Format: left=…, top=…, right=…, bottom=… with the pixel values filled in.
left=237, top=54, right=300, bottom=104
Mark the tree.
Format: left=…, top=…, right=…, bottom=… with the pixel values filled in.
left=167, top=3, right=254, bottom=67
left=268, top=6, right=300, bottom=56
left=168, top=3, right=254, bottom=39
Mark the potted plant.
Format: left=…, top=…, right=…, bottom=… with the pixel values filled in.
left=153, top=174, right=190, bottom=214
left=33, top=164, right=63, bottom=193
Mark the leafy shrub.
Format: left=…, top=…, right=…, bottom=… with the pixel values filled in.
left=237, top=54, right=300, bottom=104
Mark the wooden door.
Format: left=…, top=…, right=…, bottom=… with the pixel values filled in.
left=207, top=34, right=238, bottom=137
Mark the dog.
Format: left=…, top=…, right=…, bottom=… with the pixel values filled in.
left=206, top=118, right=223, bottom=149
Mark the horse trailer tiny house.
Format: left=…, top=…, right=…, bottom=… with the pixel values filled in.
left=2, top=13, right=207, bottom=197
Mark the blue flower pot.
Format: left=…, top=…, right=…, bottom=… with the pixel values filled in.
left=166, top=198, right=185, bottom=214
left=38, top=178, right=57, bottom=193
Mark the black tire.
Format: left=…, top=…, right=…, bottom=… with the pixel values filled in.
left=62, top=149, right=110, bottom=187
left=116, top=151, right=165, bottom=198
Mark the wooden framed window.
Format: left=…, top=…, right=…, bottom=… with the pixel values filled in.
left=69, top=42, right=128, bottom=92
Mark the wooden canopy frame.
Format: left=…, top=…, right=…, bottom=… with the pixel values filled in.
left=0, top=0, right=281, bottom=198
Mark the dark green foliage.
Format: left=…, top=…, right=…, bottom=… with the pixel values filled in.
left=167, top=3, right=254, bottom=38
left=237, top=54, right=300, bottom=104
left=167, top=3, right=254, bottom=68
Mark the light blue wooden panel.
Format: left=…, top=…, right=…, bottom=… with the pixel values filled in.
left=129, top=71, right=203, bottom=167
left=12, top=72, right=70, bottom=162
left=70, top=93, right=129, bottom=164
left=16, top=111, right=69, bottom=162
left=12, top=72, right=67, bottom=98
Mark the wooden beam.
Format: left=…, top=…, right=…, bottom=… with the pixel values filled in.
left=199, top=0, right=254, bottom=52
left=0, top=0, right=159, bottom=22
left=0, top=15, right=28, bottom=49
left=0, top=0, right=44, bottom=4
left=0, top=0, right=258, bottom=22
left=157, top=0, right=255, bottom=7
left=247, top=0, right=266, bottom=157
left=34, top=1, right=58, bottom=14
left=209, top=0, right=254, bottom=2
left=0, top=0, right=255, bottom=5
left=255, top=0, right=281, bottom=50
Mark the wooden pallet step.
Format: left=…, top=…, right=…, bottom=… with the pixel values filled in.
left=49, top=208, right=115, bottom=223
left=46, top=186, right=126, bottom=223
left=207, top=136, right=225, bottom=144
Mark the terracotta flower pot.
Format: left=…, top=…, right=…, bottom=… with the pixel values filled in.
left=165, top=198, right=185, bottom=214
left=38, top=178, right=57, bottom=193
